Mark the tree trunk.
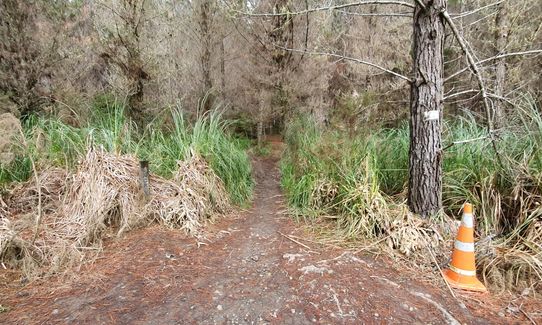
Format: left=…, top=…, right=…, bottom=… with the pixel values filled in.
left=220, top=33, right=226, bottom=101
left=494, top=2, right=509, bottom=128
left=121, top=0, right=148, bottom=126
left=408, top=0, right=446, bottom=217
left=199, top=0, right=213, bottom=111
left=257, top=89, right=265, bottom=147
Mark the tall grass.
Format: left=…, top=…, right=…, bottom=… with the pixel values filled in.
left=0, top=103, right=253, bottom=205
left=281, top=97, right=542, bottom=291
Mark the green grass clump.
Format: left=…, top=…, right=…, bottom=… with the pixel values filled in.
left=281, top=115, right=390, bottom=239
left=0, top=101, right=253, bottom=206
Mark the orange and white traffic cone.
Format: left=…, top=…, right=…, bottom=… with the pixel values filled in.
left=442, top=203, right=487, bottom=292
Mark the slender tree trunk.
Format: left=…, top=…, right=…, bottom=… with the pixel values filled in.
left=494, top=2, right=509, bottom=128
left=220, top=33, right=226, bottom=101
left=199, top=0, right=213, bottom=111
left=257, top=90, right=265, bottom=147
left=408, top=0, right=446, bottom=217
left=121, top=0, right=148, bottom=125
left=269, top=0, right=293, bottom=122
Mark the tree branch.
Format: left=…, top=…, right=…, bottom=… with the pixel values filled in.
left=442, top=9, right=504, bottom=165
left=277, top=46, right=413, bottom=82
left=443, top=89, right=517, bottom=108
left=443, top=89, right=478, bottom=100
left=413, top=0, right=426, bottom=11
left=442, top=135, right=491, bottom=151
left=335, top=10, right=412, bottom=17
left=451, top=0, right=504, bottom=20
left=444, top=50, right=542, bottom=83
left=238, top=1, right=415, bottom=18
left=443, top=11, right=493, bottom=128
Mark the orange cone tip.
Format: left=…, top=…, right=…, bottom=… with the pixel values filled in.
left=463, top=203, right=473, bottom=214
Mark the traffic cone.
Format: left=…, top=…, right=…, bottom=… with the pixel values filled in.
left=442, top=203, right=487, bottom=292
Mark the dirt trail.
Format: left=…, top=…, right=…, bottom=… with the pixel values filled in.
left=0, top=141, right=510, bottom=324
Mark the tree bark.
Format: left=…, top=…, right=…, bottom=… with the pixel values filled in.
left=408, top=0, right=446, bottom=217
left=266, top=0, right=293, bottom=128
left=199, top=0, right=213, bottom=111
left=257, top=90, right=265, bottom=147
left=494, top=2, right=509, bottom=128
left=220, top=32, right=226, bottom=101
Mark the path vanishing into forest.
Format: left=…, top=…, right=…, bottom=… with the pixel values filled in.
left=0, top=140, right=514, bottom=324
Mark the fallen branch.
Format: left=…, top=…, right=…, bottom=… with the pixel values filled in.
left=411, top=291, right=461, bottom=325
left=427, top=246, right=457, bottom=299
left=352, top=235, right=390, bottom=254
left=330, top=286, right=344, bottom=316
left=279, top=231, right=312, bottom=250
left=371, top=275, right=461, bottom=325
left=517, top=304, right=538, bottom=325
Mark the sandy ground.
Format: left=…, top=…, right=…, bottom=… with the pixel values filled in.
left=0, top=142, right=539, bottom=324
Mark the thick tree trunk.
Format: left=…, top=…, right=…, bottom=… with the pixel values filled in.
left=494, top=2, right=509, bottom=128
left=408, top=0, right=446, bottom=217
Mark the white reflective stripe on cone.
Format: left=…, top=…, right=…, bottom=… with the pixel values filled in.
left=461, top=213, right=474, bottom=228
left=449, top=264, right=477, bottom=276
left=454, top=240, right=475, bottom=252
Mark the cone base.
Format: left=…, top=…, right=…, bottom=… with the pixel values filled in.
left=442, top=269, right=487, bottom=293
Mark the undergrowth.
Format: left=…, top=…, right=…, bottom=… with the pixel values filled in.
left=281, top=96, right=542, bottom=292
left=0, top=103, right=253, bottom=205
left=0, top=100, right=254, bottom=278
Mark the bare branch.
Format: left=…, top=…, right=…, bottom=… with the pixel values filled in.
left=445, top=50, right=542, bottom=82
left=238, top=1, right=415, bottom=18
left=442, top=10, right=504, bottom=165
left=443, top=11, right=493, bottom=127
left=277, top=46, right=413, bottom=82
left=335, top=10, right=412, bottom=17
left=451, top=0, right=504, bottom=20
left=443, top=89, right=478, bottom=100
left=443, top=89, right=517, bottom=108
left=443, top=135, right=491, bottom=151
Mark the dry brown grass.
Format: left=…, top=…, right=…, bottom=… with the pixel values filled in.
left=477, top=217, right=542, bottom=293
left=0, top=148, right=230, bottom=278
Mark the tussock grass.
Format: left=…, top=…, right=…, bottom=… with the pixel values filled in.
left=0, top=101, right=253, bottom=277
left=281, top=115, right=443, bottom=257
left=281, top=97, right=542, bottom=292
left=1, top=149, right=230, bottom=276
left=0, top=106, right=253, bottom=204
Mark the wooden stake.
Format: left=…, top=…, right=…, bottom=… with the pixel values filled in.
left=139, top=161, right=150, bottom=199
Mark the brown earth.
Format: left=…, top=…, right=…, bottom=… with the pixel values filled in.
left=0, top=141, right=540, bottom=324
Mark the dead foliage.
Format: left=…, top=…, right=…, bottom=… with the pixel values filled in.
left=477, top=216, right=542, bottom=293
left=383, top=206, right=444, bottom=257
left=0, top=149, right=229, bottom=278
